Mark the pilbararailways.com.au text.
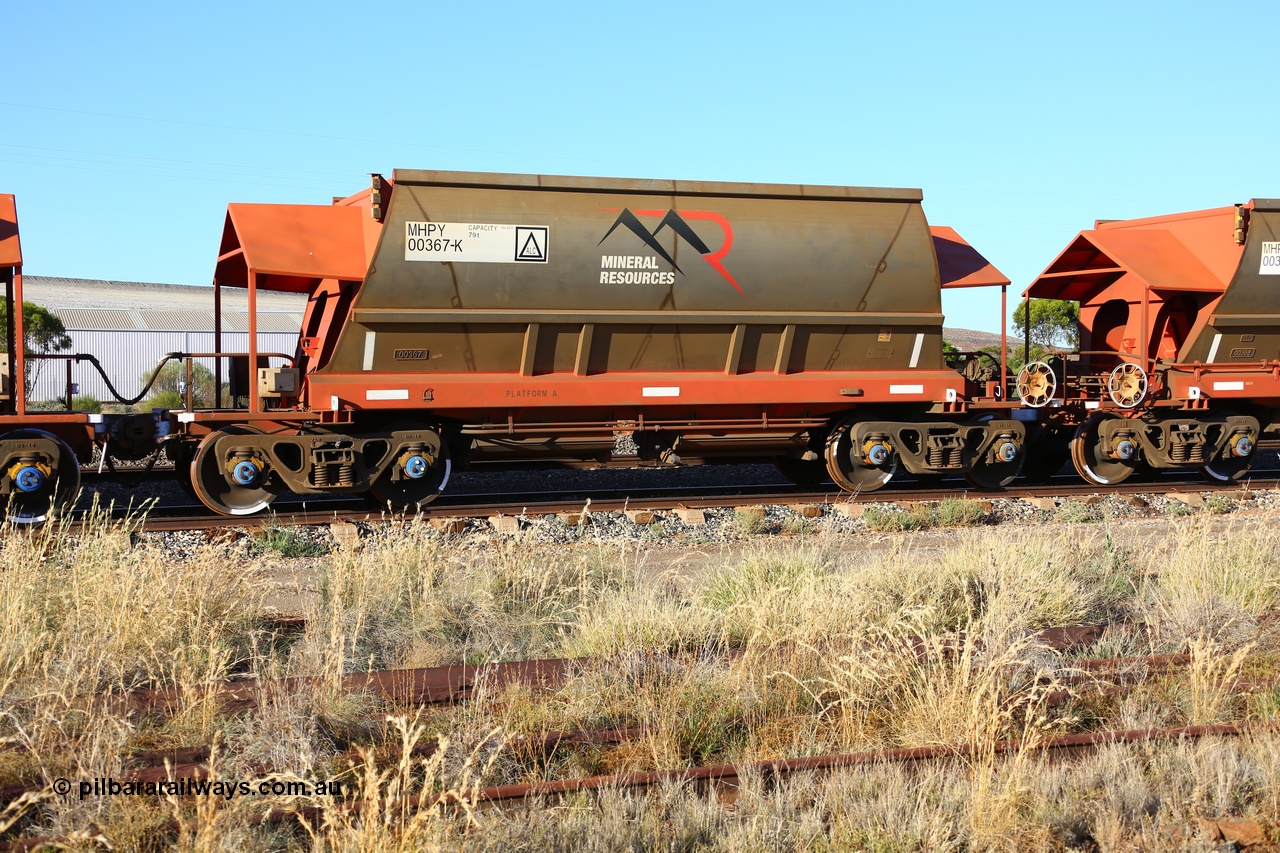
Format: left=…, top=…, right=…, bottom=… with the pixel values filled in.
left=54, top=776, right=343, bottom=800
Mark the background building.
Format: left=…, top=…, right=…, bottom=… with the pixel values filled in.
left=20, top=277, right=304, bottom=404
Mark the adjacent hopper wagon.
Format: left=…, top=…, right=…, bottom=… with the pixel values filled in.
left=0, top=195, right=160, bottom=522
left=1022, top=199, right=1280, bottom=484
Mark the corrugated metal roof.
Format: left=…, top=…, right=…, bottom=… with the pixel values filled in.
left=56, top=309, right=142, bottom=330
left=142, top=310, right=217, bottom=331
left=54, top=308, right=301, bottom=333
left=220, top=312, right=303, bottom=332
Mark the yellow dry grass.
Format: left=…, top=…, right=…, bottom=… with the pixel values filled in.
left=0, top=507, right=1278, bottom=849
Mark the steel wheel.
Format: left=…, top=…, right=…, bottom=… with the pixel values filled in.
left=191, top=426, right=283, bottom=517
left=823, top=420, right=897, bottom=493
left=1016, top=361, right=1057, bottom=408
left=1069, top=413, right=1136, bottom=486
left=1107, top=363, right=1148, bottom=409
left=0, top=429, right=81, bottom=524
left=963, top=416, right=1024, bottom=489
left=1201, top=455, right=1254, bottom=482
left=774, top=456, right=829, bottom=487
left=369, top=428, right=452, bottom=512
left=1201, top=430, right=1256, bottom=483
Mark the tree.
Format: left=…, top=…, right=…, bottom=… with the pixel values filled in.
left=0, top=301, right=72, bottom=396
left=140, top=360, right=218, bottom=409
left=1012, top=299, right=1079, bottom=353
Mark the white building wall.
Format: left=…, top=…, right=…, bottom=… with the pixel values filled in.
left=29, top=330, right=299, bottom=404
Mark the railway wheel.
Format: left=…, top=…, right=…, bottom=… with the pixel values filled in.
left=774, top=456, right=829, bottom=487
left=191, top=426, right=282, bottom=517
left=369, top=427, right=452, bottom=512
left=0, top=429, right=81, bottom=524
left=823, top=419, right=897, bottom=493
left=1069, top=413, right=1136, bottom=486
left=963, top=416, right=1024, bottom=489
left=1201, top=430, right=1255, bottom=483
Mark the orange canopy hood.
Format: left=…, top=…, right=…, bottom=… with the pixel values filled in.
left=214, top=202, right=370, bottom=291
left=930, top=226, right=1010, bottom=288
left=0, top=194, right=21, bottom=268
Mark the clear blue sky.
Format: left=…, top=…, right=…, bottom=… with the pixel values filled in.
left=6, top=1, right=1277, bottom=333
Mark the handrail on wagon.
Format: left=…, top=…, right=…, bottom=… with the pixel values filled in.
left=24, top=351, right=295, bottom=411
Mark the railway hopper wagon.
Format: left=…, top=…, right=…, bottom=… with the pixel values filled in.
left=178, top=170, right=1019, bottom=516
left=0, top=195, right=161, bottom=522
left=1022, top=199, right=1280, bottom=485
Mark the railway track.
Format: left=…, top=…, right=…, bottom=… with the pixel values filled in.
left=3, top=618, right=1276, bottom=850
left=0, top=622, right=1205, bottom=798
left=5, top=721, right=1267, bottom=853
left=68, top=470, right=1280, bottom=534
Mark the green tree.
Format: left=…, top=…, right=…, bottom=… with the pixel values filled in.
left=1012, top=299, right=1079, bottom=352
left=0, top=301, right=73, bottom=397
left=140, top=360, right=217, bottom=409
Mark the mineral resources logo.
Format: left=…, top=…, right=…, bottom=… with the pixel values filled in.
left=598, top=209, right=743, bottom=294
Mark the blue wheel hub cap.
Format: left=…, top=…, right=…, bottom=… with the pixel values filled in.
left=865, top=443, right=890, bottom=466
left=404, top=455, right=428, bottom=479
left=232, top=460, right=260, bottom=486
left=995, top=441, right=1019, bottom=463
left=14, top=466, right=44, bottom=493
left=1234, top=436, right=1254, bottom=457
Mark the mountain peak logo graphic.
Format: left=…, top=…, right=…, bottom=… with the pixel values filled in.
left=598, top=208, right=742, bottom=295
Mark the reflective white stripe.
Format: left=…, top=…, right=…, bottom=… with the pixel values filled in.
left=177, top=412, right=195, bottom=423
left=1213, top=381, right=1245, bottom=391
left=366, top=389, right=409, bottom=400
left=330, top=395, right=339, bottom=411
left=642, top=387, right=680, bottom=397
left=908, top=333, right=924, bottom=368
left=1085, top=401, right=1100, bottom=409
left=906, top=333, right=926, bottom=366
left=889, top=384, right=924, bottom=395
left=363, top=331, right=377, bottom=371
left=87, top=414, right=104, bottom=423
left=1206, top=333, right=1222, bottom=363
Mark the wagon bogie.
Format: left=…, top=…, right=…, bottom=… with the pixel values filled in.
left=184, top=423, right=452, bottom=516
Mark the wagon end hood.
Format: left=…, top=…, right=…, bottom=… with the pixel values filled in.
left=213, top=200, right=377, bottom=292
left=1024, top=205, right=1245, bottom=301
left=930, top=226, right=1009, bottom=288
left=0, top=194, right=20, bottom=268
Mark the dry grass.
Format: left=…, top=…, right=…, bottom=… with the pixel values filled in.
left=2, top=508, right=1280, bottom=849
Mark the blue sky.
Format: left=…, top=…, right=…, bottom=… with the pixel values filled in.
left=5, top=1, right=1277, bottom=333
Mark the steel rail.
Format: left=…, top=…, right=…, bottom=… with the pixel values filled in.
left=105, top=473, right=1280, bottom=534
left=2, top=722, right=1265, bottom=852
